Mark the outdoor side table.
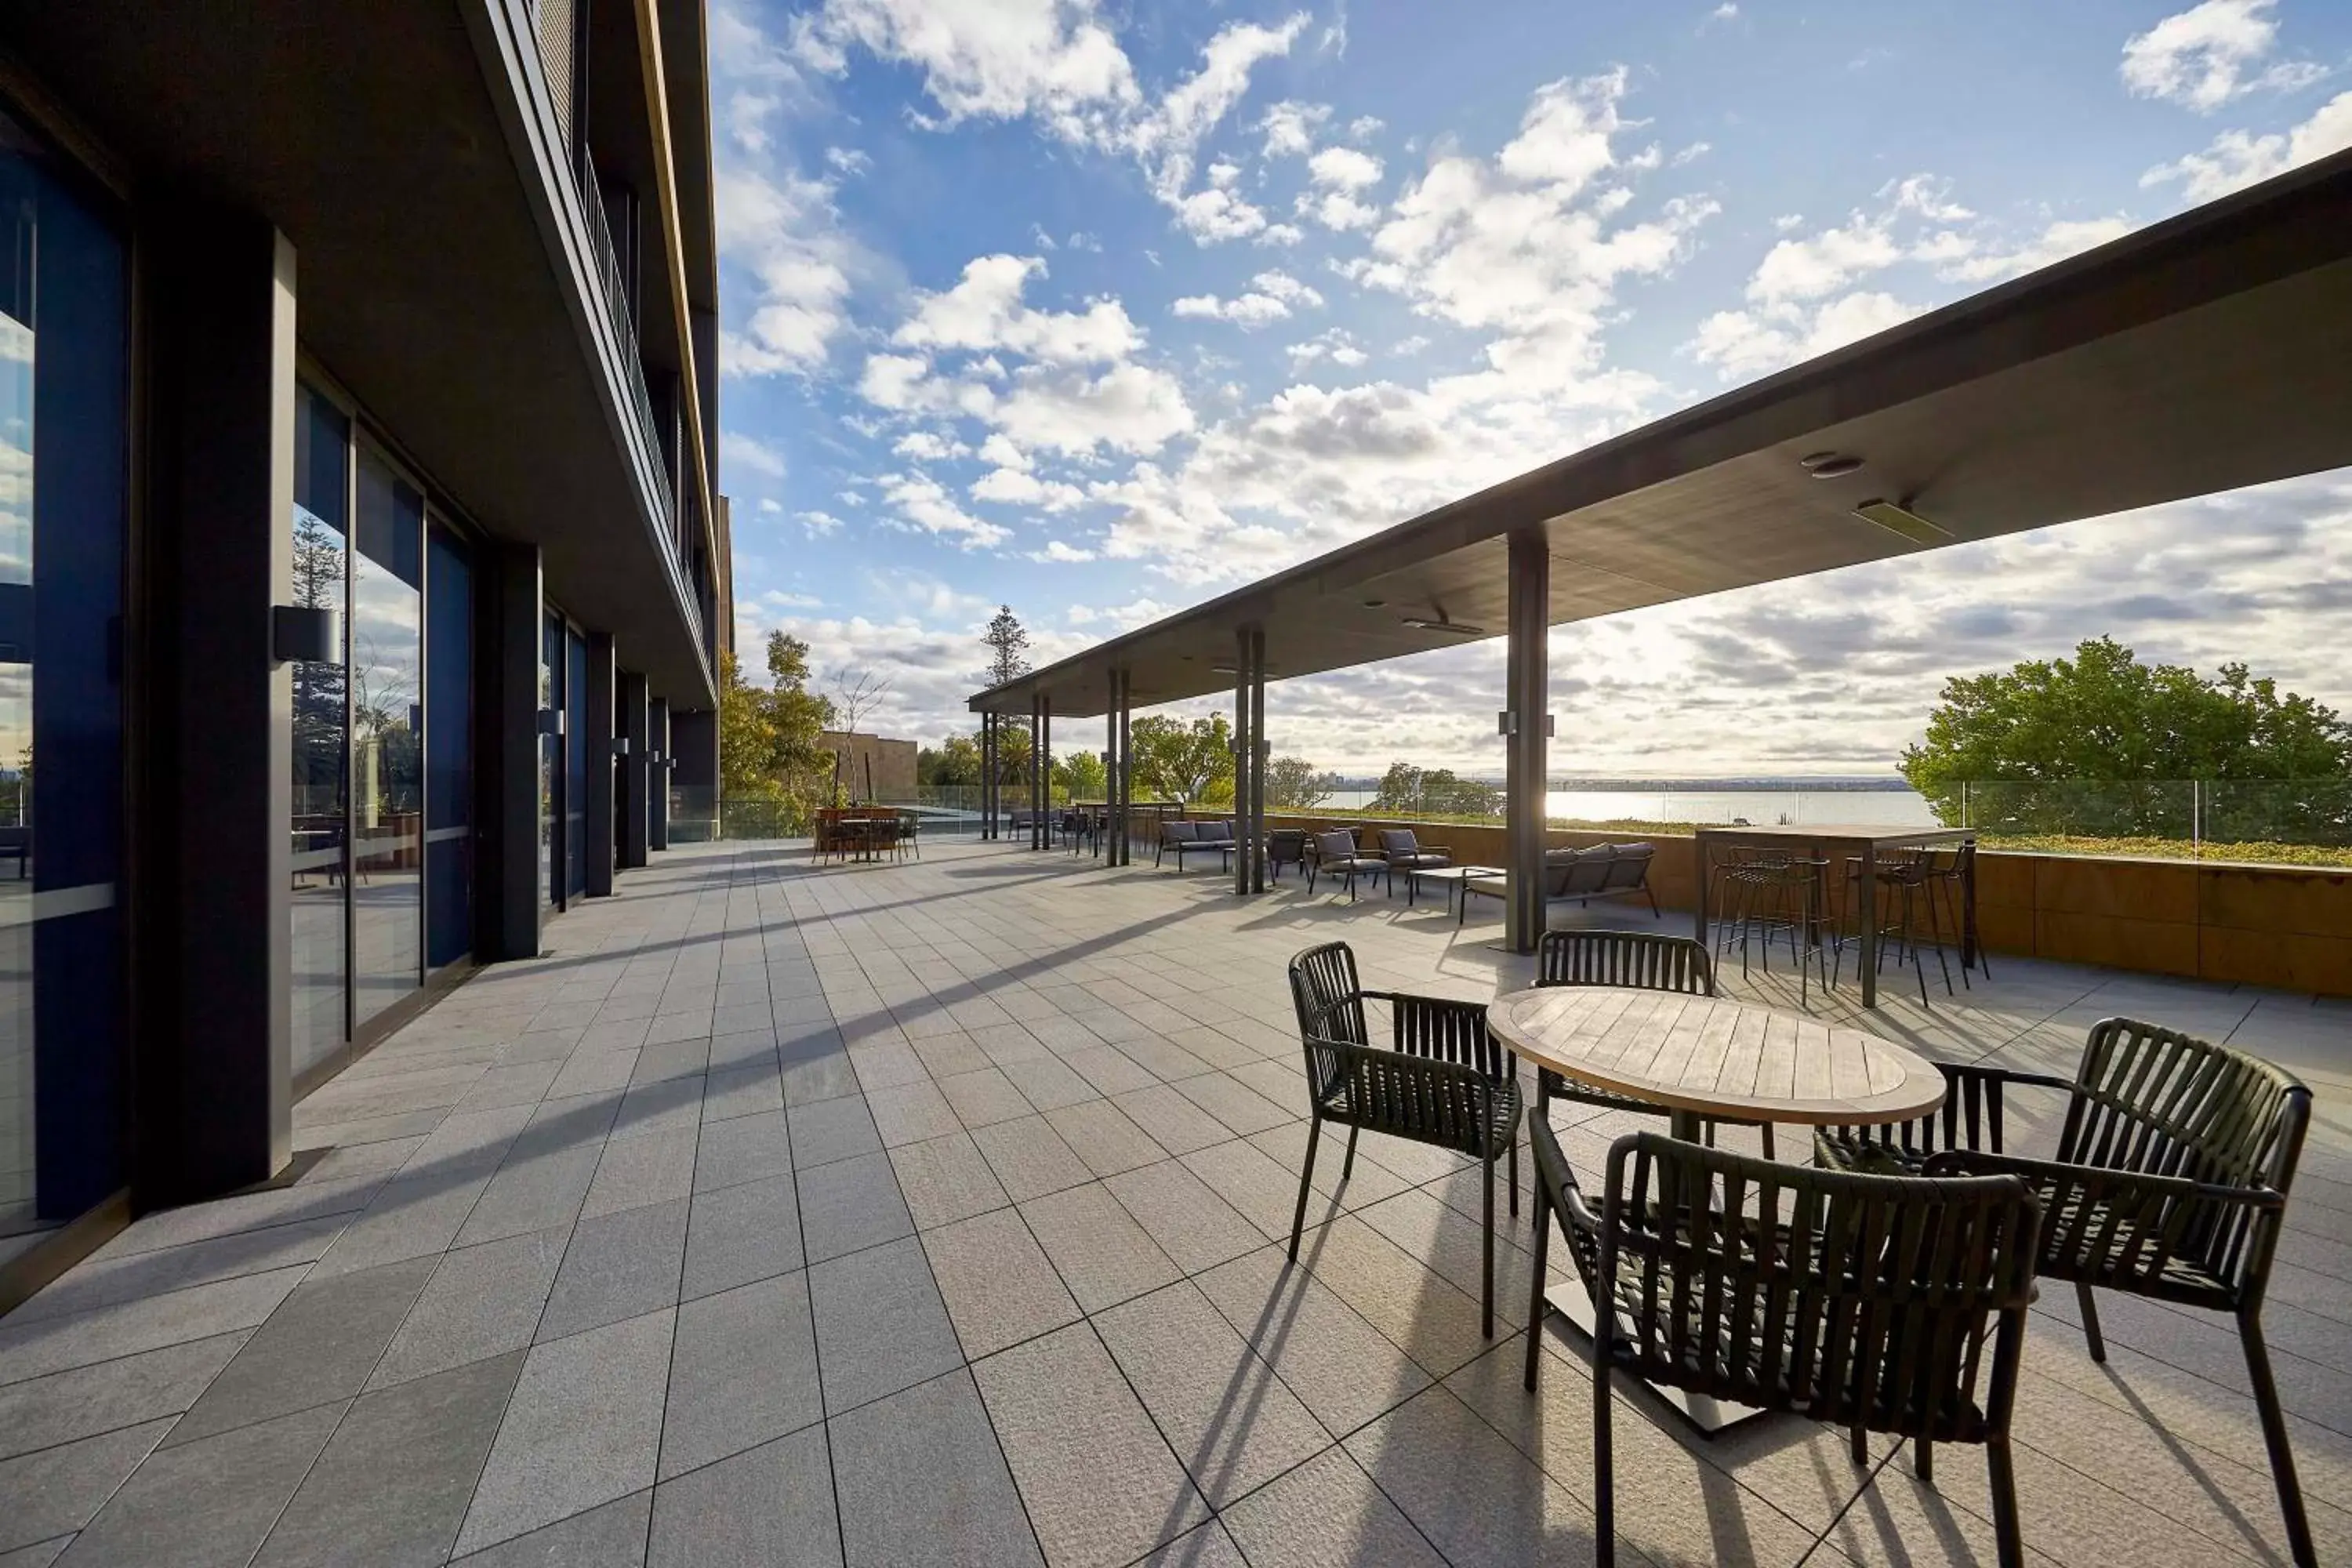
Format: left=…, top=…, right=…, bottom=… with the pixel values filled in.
left=1404, top=863, right=1500, bottom=913
left=1486, top=983, right=1947, bottom=1433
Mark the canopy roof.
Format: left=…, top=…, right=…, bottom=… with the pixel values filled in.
left=970, top=150, right=2352, bottom=720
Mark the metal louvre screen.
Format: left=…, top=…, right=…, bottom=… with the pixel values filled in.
left=534, top=0, right=576, bottom=149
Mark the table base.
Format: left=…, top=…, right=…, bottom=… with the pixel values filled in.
left=1536, top=1277, right=1774, bottom=1437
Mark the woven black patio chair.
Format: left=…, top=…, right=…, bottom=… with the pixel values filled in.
left=1527, top=1124, right=2041, bottom=1568
left=1266, top=827, right=1308, bottom=882
left=1533, top=931, right=1775, bottom=1161
left=1817, top=1015, right=2316, bottom=1566
left=1287, top=940, right=1522, bottom=1335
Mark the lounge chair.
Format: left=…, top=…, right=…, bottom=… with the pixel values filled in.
left=1305, top=829, right=1386, bottom=899
left=1374, top=828, right=1450, bottom=892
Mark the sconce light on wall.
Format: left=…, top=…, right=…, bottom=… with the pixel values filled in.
left=1496, top=711, right=1555, bottom=737
left=611, top=737, right=633, bottom=757
left=537, top=709, right=565, bottom=737
left=270, top=605, right=341, bottom=666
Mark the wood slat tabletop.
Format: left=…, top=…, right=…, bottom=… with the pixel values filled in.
left=1486, top=985, right=1947, bottom=1126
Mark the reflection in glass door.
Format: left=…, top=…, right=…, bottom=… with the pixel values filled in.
left=350, top=448, right=422, bottom=1029
left=543, top=611, right=562, bottom=910
left=564, top=626, right=586, bottom=902
left=0, top=114, right=129, bottom=1238
left=424, top=524, right=472, bottom=970
left=289, top=387, right=350, bottom=1078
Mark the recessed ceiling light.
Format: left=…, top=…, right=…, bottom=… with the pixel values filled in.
left=1401, top=616, right=1486, bottom=637
left=1852, top=498, right=1951, bottom=545
left=1362, top=597, right=1385, bottom=608
left=1805, top=453, right=1865, bottom=478
left=1210, top=662, right=1238, bottom=673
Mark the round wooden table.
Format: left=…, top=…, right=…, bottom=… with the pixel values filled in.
left=1486, top=985, right=1947, bottom=1143
left=1486, top=984, right=1948, bottom=1435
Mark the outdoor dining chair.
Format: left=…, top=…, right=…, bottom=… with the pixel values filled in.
left=1287, top=940, right=1522, bottom=1334
left=1374, top=827, right=1451, bottom=891
left=1533, top=931, right=1775, bottom=1161
left=1526, top=1124, right=2042, bottom=1568
left=1813, top=1015, right=2318, bottom=1567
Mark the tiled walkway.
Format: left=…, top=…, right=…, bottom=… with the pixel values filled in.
left=2, top=837, right=2347, bottom=1566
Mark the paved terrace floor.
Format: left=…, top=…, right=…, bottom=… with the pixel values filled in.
left=3, top=837, right=2347, bottom=1568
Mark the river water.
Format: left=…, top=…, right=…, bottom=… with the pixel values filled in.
left=1316, top=787, right=1942, bottom=827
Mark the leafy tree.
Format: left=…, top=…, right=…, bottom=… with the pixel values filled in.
left=1371, top=761, right=1502, bottom=818
left=981, top=606, right=1030, bottom=688
left=920, top=736, right=981, bottom=786
left=1130, top=713, right=1234, bottom=804
left=1900, top=636, right=2352, bottom=840
left=1265, top=755, right=1334, bottom=811
left=718, top=633, right=836, bottom=830
left=1055, top=750, right=1107, bottom=800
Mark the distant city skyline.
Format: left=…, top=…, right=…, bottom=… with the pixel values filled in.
left=711, top=0, right=2352, bottom=775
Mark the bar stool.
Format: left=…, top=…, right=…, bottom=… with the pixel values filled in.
left=1720, top=854, right=1831, bottom=1002
left=1834, top=850, right=1955, bottom=1005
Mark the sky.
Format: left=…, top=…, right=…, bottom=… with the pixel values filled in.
left=710, top=0, right=2352, bottom=778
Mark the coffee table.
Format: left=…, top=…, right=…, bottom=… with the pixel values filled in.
left=1486, top=984, right=1947, bottom=1432
left=1403, top=864, right=1500, bottom=912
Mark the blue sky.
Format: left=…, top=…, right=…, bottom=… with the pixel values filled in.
left=710, top=0, right=2352, bottom=775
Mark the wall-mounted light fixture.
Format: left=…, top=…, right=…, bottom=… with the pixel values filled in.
left=270, top=605, right=341, bottom=666
left=611, top=737, right=632, bottom=757
left=537, top=709, right=565, bottom=737
left=1497, top=711, right=1556, bottom=737
left=1852, top=498, right=1951, bottom=545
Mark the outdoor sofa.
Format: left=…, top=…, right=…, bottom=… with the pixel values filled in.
left=1157, top=817, right=1236, bottom=870
left=1458, top=841, right=1661, bottom=927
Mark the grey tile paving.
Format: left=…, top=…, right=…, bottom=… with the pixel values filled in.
left=537, top=1198, right=689, bottom=1341
left=452, top=1308, right=675, bottom=1557
left=973, top=1322, right=1212, bottom=1568
left=830, top=1370, right=1042, bottom=1568
left=922, top=1206, right=1081, bottom=1359
left=0, top=1418, right=174, bottom=1553
left=16, top=840, right=2346, bottom=1568
left=253, top=1352, right=524, bottom=1567
left=649, top=1428, right=841, bottom=1568
left=169, top=1255, right=436, bottom=1444
left=887, top=1131, right=1011, bottom=1229
left=694, top=1109, right=796, bottom=1192
left=450, top=1490, right=650, bottom=1567
left=795, top=1150, right=915, bottom=1263
left=372, top=1227, right=568, bottom=1388
left=659, top=1271, right=822, bottom=1479
left=809, top=1236, right=964, bottom=1414
left=0, top=1331, right=247, bottom=1462
left=62, top=1400, right=344, bottom=1568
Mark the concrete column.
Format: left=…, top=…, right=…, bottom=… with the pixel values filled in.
left=1116, top=673, right=1132, bottom=866
left=1233, top=634, right=1251, bottom=897
left=133, top=209, right=297, bottom=1203
left=584, top=634, right=615, bottom=895
left=1249, top=629, right=1266, bottom=893
left=618, top=670, right=650, bottom=869
left=1505, top=531, right=1551, bottom=954
left=649, top=699, right=670, bottom=851
left=480, top=543, right=545, bottom=961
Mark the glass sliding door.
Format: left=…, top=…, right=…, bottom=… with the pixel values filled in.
left=0, top=111, right=129, bottom=1238
left=424, top=523, right=473, bottom=971
left=289, top=385, right=350, bottom=1077
left=350, top=448, right=423, bottom=1029
left=543, top=610, right=562, bottom=910
left=564, top=626, right=586, bottom=902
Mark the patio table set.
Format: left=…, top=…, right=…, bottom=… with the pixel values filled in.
left=1283, top=927, right=2318, bottom=1568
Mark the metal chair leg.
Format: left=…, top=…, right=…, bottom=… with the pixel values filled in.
left=2241, top=1308, right=2318, bottom=1567
left=1481, top=1153, right=1496, bottom=1338
left=2076, top=1280, right=2107, bottom=1363
left=1287, top=1115, right=1322, bottom=1264
left=1987, top=1436, right=2024, bottom=1568
left=1592, top=1357, right=1617, bottom=1568
left=1915, top=1437, right=1934, bottom=1483
left=1523, top=1185, right=1551, bottom=1392
left=1507, top=1137, right=1519, bottom=1218
left=1341, top=1123, right=1359, bottom=1183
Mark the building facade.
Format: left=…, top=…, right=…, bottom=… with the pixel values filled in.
left=0, top=0, right=728, bottom=1308
left=819, top=731, right=922, bottom=801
